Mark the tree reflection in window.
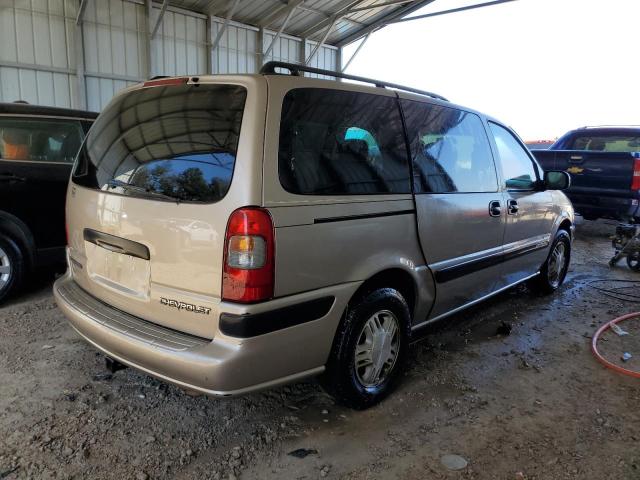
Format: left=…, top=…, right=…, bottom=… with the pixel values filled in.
left=125, top=153, right=235, bottom=203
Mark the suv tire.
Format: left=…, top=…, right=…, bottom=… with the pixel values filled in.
left=0, top=235, right=25, bottom=304
left=531, top=229, right=571, bottom=294
left=321, top=288, right=411, bottom=409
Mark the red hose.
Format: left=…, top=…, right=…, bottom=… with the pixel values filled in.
left=592, top=312, right=640, bottom=379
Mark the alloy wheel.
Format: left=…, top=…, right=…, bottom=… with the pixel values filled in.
left=547, top=242, right=567, bottom=288
left=354, top=309, right=400, bottom=388
left=0, top=245, right=11, bottom=291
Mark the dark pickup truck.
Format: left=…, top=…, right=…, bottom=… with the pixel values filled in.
left=532, top=127, right=640, bottom=222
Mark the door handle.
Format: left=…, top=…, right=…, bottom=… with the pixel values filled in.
left=0, top=173, right=26, bottom=183
left=489, top=200, right=502, bottom=217
left=95, top=239, right=126, bottom=254
left=507, top=199, right=519, bottom=215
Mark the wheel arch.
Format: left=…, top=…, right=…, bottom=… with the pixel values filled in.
left=558, top=218, right=572, bottom=235
left=551, top=211, right=574, bottom=243
left=349, top=268, right=418, bottom=319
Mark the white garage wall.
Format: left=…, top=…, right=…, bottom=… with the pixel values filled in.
left=1, top=1, right=341, bottom=111
left=0, top=0, right=78, bottom=107
left=81, top=0, right=148, bottom=111
left=211, top=19, right=258, bottom=74
left=304, top=39, right=339, bottom=79
left=150, top=7, right=208, bottom=77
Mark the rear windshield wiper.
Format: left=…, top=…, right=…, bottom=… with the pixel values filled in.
left=106, top=179, right=181, bottom=204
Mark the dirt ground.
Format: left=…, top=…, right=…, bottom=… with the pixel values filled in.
left=1, top=219, right=639, bottom=480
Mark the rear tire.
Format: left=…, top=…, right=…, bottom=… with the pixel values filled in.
left=320, top=288, right=411, bottom=410
left=531, top=229, right=571, bottom=294
left=0, top=235, right=25, bottom=304
left=627, top=253, right=640, bottom=272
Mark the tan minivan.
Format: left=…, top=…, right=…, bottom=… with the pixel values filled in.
left=55, top=62, right=574, bottom=409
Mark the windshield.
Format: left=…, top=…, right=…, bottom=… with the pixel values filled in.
left=72, top=83, right=246, bottom=203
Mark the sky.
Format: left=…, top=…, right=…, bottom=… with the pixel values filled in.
left=342, top=0, right=640, bottom=141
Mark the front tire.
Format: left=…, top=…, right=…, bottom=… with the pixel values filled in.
left=531, top=229, right=571, bottom=294
left=320, top=288, right=411, bottom=410
left=0, top=235, right=25, bottom=304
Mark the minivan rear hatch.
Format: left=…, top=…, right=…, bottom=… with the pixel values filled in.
left=67, top=78, right=251, bottom=338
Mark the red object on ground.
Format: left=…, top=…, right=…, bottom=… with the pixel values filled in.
left=591, top=312, right=640, bottom=379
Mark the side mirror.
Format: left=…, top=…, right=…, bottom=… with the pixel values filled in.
left=543, top=171, right=571, bottom=190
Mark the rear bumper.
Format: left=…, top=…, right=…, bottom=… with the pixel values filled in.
left=567, top=193, right=640, bottom=220
left=54, top=274, right=356, bottom=395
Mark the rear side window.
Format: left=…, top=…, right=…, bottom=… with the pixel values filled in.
left=0, top=117, right=83, bottom=164
left=73, top=84, right=246, bottom=204
left=488, top=122, right=538, bottom=190
left=401, top=100, right=497, bottom=193
left=570, top=134, right=640, bottom=152
left=278, top=88, right=411, bottom=195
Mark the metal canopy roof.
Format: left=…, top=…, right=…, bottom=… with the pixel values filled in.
left=167, top=0, right=437, bottom=46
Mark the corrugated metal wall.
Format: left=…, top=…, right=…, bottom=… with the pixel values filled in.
left=0, top=0, right=78, bottom=107
left=211, top=19, right=258, bottom=74
left=150, top=6, right=208, bottom=77
left=82, top=0, right=148, bottom=111
left=0, top=1, right=340, bottom=111
left=211, top=18, right=339, bottom=75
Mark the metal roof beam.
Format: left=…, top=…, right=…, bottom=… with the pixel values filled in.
left=263, top=1, right=302, bottom=58
left=336, top=0, right=436, bottom=47
left=347, top=0, right=414, bottom=14
left=300, top=0, right=364, bottom=39
left=387, top=0, right=520, bottom=24
left=305, top=14, right=339, bottom=65
left=210, top=0, right=242, bottom=51
left=341, top=30, right=371, bottom=71
left=289, top=5, right=367, bottom=31
left=259, top=0, right=303, bottom=28
left=151, top=0, right=170, bottom=38
left=76, top=0, right=89, bottom=25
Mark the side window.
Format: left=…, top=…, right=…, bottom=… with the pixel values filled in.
left=401, top=100, right=498, bottom=193
left=0, top=117, right=83, bottom=164
left=489, top=122, right=538, bottom=190
left=278, top=88, right=411, bottom=195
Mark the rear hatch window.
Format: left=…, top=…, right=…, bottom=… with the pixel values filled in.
left=73, top=83, right=247, bottom=203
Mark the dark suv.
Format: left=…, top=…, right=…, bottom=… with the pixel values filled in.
left=0, top=102, right=96, bottom=302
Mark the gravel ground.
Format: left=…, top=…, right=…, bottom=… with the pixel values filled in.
left=1, top=219, right=639, bottom=480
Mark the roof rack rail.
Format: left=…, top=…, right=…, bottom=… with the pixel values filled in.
left=259, top=61, right=448, bottom=102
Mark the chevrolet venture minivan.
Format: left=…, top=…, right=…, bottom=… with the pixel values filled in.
left=55, top=62, right=573, bottom=409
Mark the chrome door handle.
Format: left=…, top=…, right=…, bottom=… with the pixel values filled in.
left=489, top=200, right=502, bottom=217
left=507, top=199, right=519, bottom=215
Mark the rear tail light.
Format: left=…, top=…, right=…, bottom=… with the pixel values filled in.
left=632, top=157, right=640, bottom=191
left=222, top=207, right=274, bottom=303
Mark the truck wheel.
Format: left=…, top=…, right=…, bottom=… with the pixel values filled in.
left=0, top=235, right=25, bottom=303
left=627, top=253, right=640, bottom=272
left=531, top=230, right=571, bottom=294
left=320, top=288, right=411, bottom=410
